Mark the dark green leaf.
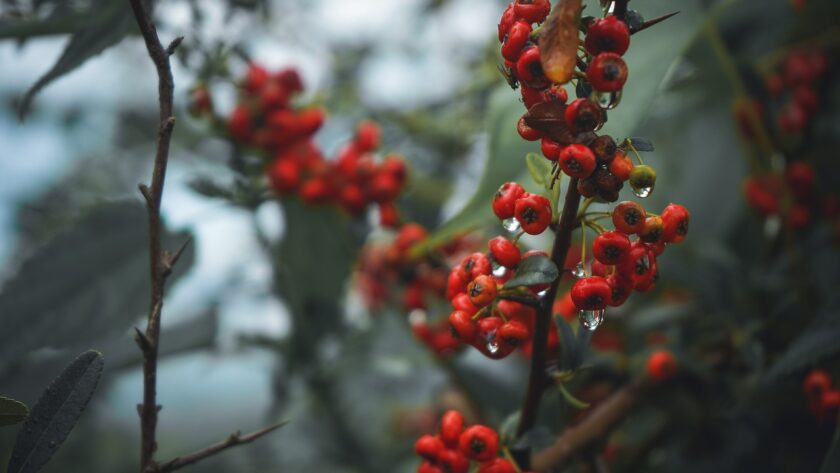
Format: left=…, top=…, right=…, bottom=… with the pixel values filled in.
left=8, top=350, right=103, bottom=473
left=626, top=137, right=655, bottom=151
left=0, top=396, right=29, bottom=426
left=558, top=382, right=590, bottom=409
left=189, top=177, right=235, bottom=200
left=0, top=201, right=194, bottom=365
left=555, top=316, right=577, bottom=371
left=504, top=254, right=559, bottom=289
left=18, top=0, right=135, bottom=117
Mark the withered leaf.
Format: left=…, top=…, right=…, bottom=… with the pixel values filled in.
left=523, top=101, right=574, bottom=144
left=538, top=0, right=582, bottom=85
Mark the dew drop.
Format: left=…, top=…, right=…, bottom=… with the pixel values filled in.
left=486, top=340, right=500, bottom=354
left=571, top=262, right=586, bottom=279
left=592, top=90, right=622, bottom=110
left=537, top=289, right=549, bottom=297
left=502, top=217, right=521, bottom=233
left=492, top=265, right=507, bottom=278
left=632, top=185, right=652, bottom=198
left=578, top=309, right=605, bottom=331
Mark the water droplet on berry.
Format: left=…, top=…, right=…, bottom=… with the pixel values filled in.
left=578, top=309, right=605, bottom=330
left=572, top=262, right=586, bottom=279
left=632, top=185, right=652, bottom=198
left=502, top=217, right=521, bottom=232
left=592, top=90, right=622, bottom=110
left=537, top=288, right=549, bottom=297
left=492, top=265, right=507, bottom=278
left=486, top=340, right=500, bottom=354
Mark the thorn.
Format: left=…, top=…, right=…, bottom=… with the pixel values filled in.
left=162, top=237, right=192, bottom=277
left=139, top=184, right=152, bottom=204
left=136, top=404, right=143, bottom=416
left=632, top=11, right=680, bottom=35
left=166, top=36, right=184, bottom=55
left=135, top=327, right=153, bottom=352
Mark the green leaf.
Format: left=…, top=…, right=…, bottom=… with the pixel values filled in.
left=411, top=85, right=540, bottom=254
left=558, top=382, right=590, bottom=410
left=625, top=137, right=655, bottom=152
left=7, top=350, right=104, bottom=473
left=555, top=316, right=577, bottom=370
left=18, top=0, right=135, bottom=117
left=0, top=201, right=194, bottom=365
left=525, top=152, right=553, bottom=189
left=0, top=396, right=29, bottom=426
left=504, top=254, right=559, bottom=289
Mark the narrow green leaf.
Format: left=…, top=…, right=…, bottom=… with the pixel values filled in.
left=626, top=137, right=655, bottom=152
left=525, top=152, right=552, bottom=188
left=558, top=382, right=590, bottom=410
left=555, top=316, right=577, bottom=371
left=0, top=397, right=29, bottom=426
left=504, top=254, right=559, bottom=289
left=8, top=350, right=104, bottom=473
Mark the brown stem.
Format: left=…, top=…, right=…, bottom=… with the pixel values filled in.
left=531, top=380, right=643, bottom=472
left=514, top=178, right=582, bottom=452
left=613, top=0, right=629, bottom=21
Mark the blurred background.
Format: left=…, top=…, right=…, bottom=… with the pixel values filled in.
left=1, top=0, right=840, bottom=472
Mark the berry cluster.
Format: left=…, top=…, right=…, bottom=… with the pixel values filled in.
left=763, top=49, right=828, bottom=135
left=414, top=410, right=529, bottom=473
left=803, top=369, right=840, bottom=422
left=571, top=201, right=689, bottom=314
left=195, top=63, right=408, bottom=224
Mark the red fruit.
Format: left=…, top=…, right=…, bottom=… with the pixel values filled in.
left=228, top=105, right=253, bottom=142
left=189, top=85, right=212, bottom=114
left=777, top=101, right=808, bottom=134
left=439, top=449, right=470, bottom=473
left=458, top=425, right=500, bottom=462
left=647, top=350, right=677, bottom=381
left=617, top=241, right=654, bottom=285
left=587, top=52, right=628, bottom=92
left=501, top=21, right=532, bottom=61
left=558, top=144, right=597, bottom=179
left=544, top=84, right=569, bottom=103
left=516, top=46, right=550, bottom=89
left=786, top=161, right=815, bottom=200
left=478, top=458, right=517, bottom=473
left=634, top=258, right=658, bottom=292
left=765, top=74, right=784, bottom=96
left=452, top=292, right=480, bottom=315
left=498, top=3, right=517, bottom=42
left=821, top=390, right=840, bottom=416
left=267, top=159, right=301, bottom=194
left=379, top=202, right=400, bottom=227
left=661, top=203, right=690, bottom=243
left=609, top=152, right=633, bottom=181
left=540, top=138, right=563, bottom=161
left=593, top=231, right=631, bottom=265
left=521, top=85, right=545, bottom=109
left=339, top=183, right=367, bottom=214
left=449, top=310, right=477, bottom=342
left=564, top=98, right=604, bottom=132
left=591, top=259, right=609, bottom=277
left=447, top=269, right=469, bottom=300
left=584, top=16, right=630, bottom=56
left=517, top=116, right=543, bottom=141
left=783, top=50, right=816, bottom=87
left=468, top=274, right=498, bottom=307
left=460, top=252, right=493, bottom=279
left=571, top=276, right=611, bottom=310
left=396, top=223, right=428, bottom=252
left=743, top=176, right=780, bottom=216
left=415, top=434, right=444, bottom=461
left=498, top=320, right=530, bottom=349
left=612, top=201, right=646, bottom=234
left=513, top=0, right=551, bottom=23
left=489, top=236, right=521, bottom=268
left=786, top=205, right=810, bottom=230
left=793, top=85, right=819, bottom=114
left=440, top=410, right=465, bottom=447
left=275, top=67, right=303, bottom=93
left=514, top=194, right=552, bottom=235
left=242, top=63, right=269, bottom=94
left=369, top=171, right=401, bottom=203
left=417, top=461, right=444, bottom=473
left=606, top=274, right=633, bottom=307
left=355, top=120, right=381, bottom=152
left=299, top=178, right=333, bottom=204
left=381, top=155, right=408, bottom=185
left=493, top=182, right=527, bottom=220
left=804, top=370, right=832, bottom=400
left=639, top=216, right=664, bottom=244
left=259, top=83, right=289, bottom=112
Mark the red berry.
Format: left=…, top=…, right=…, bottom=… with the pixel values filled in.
left=743, top=176, right=780, bottom=216
left=379, top=202, right=400, bottom=227
left=369, top=171, right=401, bottom=203
left=493, top=182, right=527, bottom=220
left=242, top=62, right=270, bottom=94
left=516, top=46, right=550, bottom=89
left=447, top=269, right=469, bottom=300
left=571, top=276, right=611, bottom=310
left=606, top=274, right=633, bottom=307
left=489, top=236, right=521, bottom=268
left=355, top=120, right=381, bottom=152
left=804, top=370, right=833, bottom=400
left=439, top=449, right=470, bottom=473
left=587, top=52, right=628, bottom=92
left=449, top=310, right=477, bottom=342
left=460, top=252, right=493, bottom=280
left=564, top=98, right=604, bottom=132
left=468, top=275, right=498, bottom=307
left=786, top=205, right=810, bottom=230
left=647, top=350, right=677, bottom=381
left=543, top=84, right=568, bottom=103
left=189, top=85, right=212, bottom=115
left=821, top=390, right=840, bottom=416
left=395, top=223, right=428, bottom=252
left=417, top=461, right=444, bottom=473
left=339, top=183, right=367, bottom=214
left=452, top=292, right=480, bottom=315
left=609, top=152, right=633, bottom=181
left=458, top=425, right=499, bottom=462
left=299, top=178, right=333, bottom=204
left=501, top=21, right=532, bottom=62
left=275, top=67, right=303, bottom=93
left=612, top=201, right=646, bottom=234
left=440, top=410, right=465, bottom=447
left=558, top=144, right=597, bottom=179
left=517, top=115, right=543, bottom=141
left=593, top=231, right=631, bottom=265
left=498, top=320, right=530, bottom=349
left=498, top=3, right=517, bottom=42
left=267, top=159, right=301, bottom=194
left=617, top=241, right=654, bottom=286
left=786, top=161, right=815, bottom=200
left=661, top=203, right=690, bottom=244
left=541, top=138, right=563, bottom=161
left=478, top=458, right=517, bottom=473
left=513, top=0, right=551, bottom=24
left=777, top=101, right=808, bottom=134
left=639, top=216, right=664, bottom=244
left=228, top=105, right=253, bottom=142
left=514, top=194, right=552, bottom=235
left=584, top=16, right=630, bottom=56
left=415, top=435, right=444, bottom=461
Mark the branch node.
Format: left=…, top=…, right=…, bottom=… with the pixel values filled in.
left=166, top=36, right=184, bottom=55
left=139, top=183, right=153, bottom=204
left=135, top=327, right=154, bottom=352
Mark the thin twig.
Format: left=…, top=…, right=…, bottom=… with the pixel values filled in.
left=152, top=422, right=288, bottom=473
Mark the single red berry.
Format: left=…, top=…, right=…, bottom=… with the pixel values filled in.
left=661, top=203, right=690, bottom=244
left=452, top=292, right=480, bottom=315
left=489, top=236, right=521, bottom=268
left=498, top=320, right=530, bottom=349
left=449, top=310, right=477, bottom=342
left=517, top=115, right=543, bottom=141
left=516, top=46, right=550, bottom=89
left=513, top=0, right=551, bottom=23
left=242, top=62, right=270, bottom=94
left=634, top=258, right=658, bottom=292
left=593, top=231, right=631, bottom=265
left=379, top=202, right=400, bottom=227
left=804, top=370, right=833, bottom=400
left=609, top=152, right=633, bottom=181
left=606, top=274, right=633, bottom=307
left=591, top=259, right=609, bottom=277
left=299, top=178, right=333, bottom=204
left=743, top=176, right=780, bottom=216
left=639, top=216, right=664, bottom=244
left=478, top=458, right=517, bottom=473
left=647, top=350, right=677, bottom=381
left=498, top=3, right=517, bottom=42
left=440, top=410, right=465, bottom=447
left=587, top=52, right=628, bottom=92
left=458, top=425, right=499, bottom=462
left=369, top=171, right=401, bottom=203
left=460, top=252, right=493, bottom=280
left=521, top=85, right=546, bottom=109
left=501, top=21, right=532, bottom=62
left=543, top=84, right=569, bottom=103
left=493, top=182, right=527, bottom=220
left=381, top=154, right=408, bottom=186
left=267, top=159, right=301, bottom=194
left=558, top=144, right=597, bottom=179
left=259, top=82, right=289, bottom=112
left=395, top=223, right=428, bottom=252
left=786, top=205, right=811, bottom=230
left=564, top=98, right=604, bottom=132
left=355, top=120, right=381, bottom=152
left=584, top=16, right=630, bottom=56
left=275, top=67, right=303, bottom=93
left=777, top=101, right=808, bottom=134
left=468, top=275, right=498, bottom=307
left=447, top=269, right=469, bottom=300
left=541, top=138, right=563, bottom=161
left=571, top=276, right=611, bottom=310
left=514, top=194, right=552, bottom=235
left=339, top=183, right=367, bottom=214
left=612, top=201, right=646, bottom=234
left=821, top=390, right=840, bottom=416
left=415, top=435, right=444, bottom=461
left=590, top=135, right=617, bottom=163
left=785, top=161, right=815, bottom=200
left=439, top=449, right=470, bottom=473
left=617, top=241, right=654, bottom=285
left=417, top=461, right=444, bottom=473
left=189, top=85, right=213, bottom=115
left=228, top=105, right=253, bottom=142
